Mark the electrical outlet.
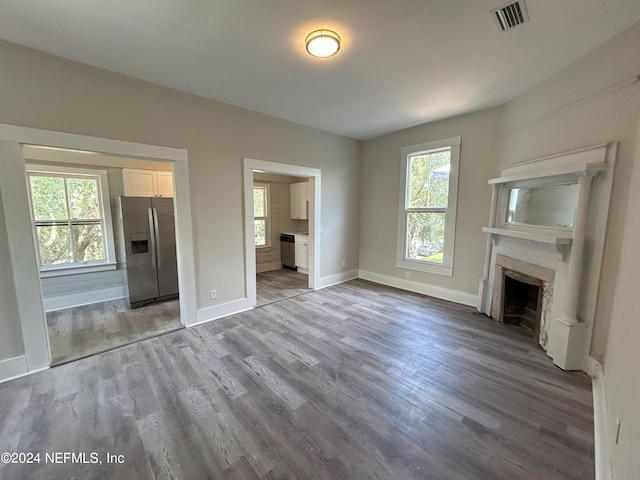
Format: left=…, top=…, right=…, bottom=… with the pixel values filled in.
left=210, top=290, right=218, bottom=300
left=405, top=271, right=411, bottom=279
left=341, top=259, right=346, bottom=267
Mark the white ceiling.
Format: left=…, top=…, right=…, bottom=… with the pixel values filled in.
left=1, top=1, right=639, bottom=140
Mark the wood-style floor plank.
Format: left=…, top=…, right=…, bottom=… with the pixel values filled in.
left=0, top=279, right=594, bottom=479
left=256, top=268, right=311, bottom=307
left=47, top=298, right=182, bottom=365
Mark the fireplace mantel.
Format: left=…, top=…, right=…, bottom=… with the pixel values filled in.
left=477, top=143, right=617, bottom=371
left=482, top=227, right=572, bottom=260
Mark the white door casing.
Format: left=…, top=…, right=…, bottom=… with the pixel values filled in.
left=0, top=123, right=196, bottom=378
left=243, top=158, right=321, bottom=307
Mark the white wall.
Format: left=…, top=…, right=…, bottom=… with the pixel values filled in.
left=499, top=21, right=640, bottom=478
left=0, top=39, right=361, bottom=361
left=0, top=191, right=24, bottom=359
left=359, top=107, right=502, bottom=298
left=602, top=117, right=640, bottom=480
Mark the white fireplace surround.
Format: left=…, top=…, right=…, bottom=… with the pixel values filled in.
left=478, top=144, right=617, bottom=371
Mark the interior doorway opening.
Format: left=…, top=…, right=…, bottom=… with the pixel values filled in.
left=0, top=123, right=196, bottom=379
left=243, top=159, right=321, bottom=309
left=23, top=145, right=184, bottom=365
left=252, top=172, right=312, bottom=306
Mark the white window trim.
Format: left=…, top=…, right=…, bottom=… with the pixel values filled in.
left=26, top=163, right=117, bottom=276
left=254, top=183, right=271, bottom=249
left=396, top=136, right=461, bottom=276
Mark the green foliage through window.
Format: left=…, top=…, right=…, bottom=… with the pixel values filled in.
left=253, top=186, right=268, bottom=247
left=29, top=173, right=106, bottom=266
left=404, top=148, right=451, bottom=263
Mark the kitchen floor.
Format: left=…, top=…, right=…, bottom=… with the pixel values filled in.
left=256, top=268, right=311, bottom=307
left=46, top=298, right=182, bottom=365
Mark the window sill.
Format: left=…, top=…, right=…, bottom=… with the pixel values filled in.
left=256, top=245, right=272, bottom=250
left=396, top=258, right=453, bottom=277
left=39, top=262, right=117, bottom=278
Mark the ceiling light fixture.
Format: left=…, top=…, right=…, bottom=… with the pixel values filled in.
left=305, top=29, right=341, bottom=58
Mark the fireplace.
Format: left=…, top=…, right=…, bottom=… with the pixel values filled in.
left=490, top=255, right=554, bottom=350
left=478, top=143, right=615, bottom=370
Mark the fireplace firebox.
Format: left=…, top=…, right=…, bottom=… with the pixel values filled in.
left=502, top=270, right=542, bottom=342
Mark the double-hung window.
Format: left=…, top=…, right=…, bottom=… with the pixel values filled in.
left=396, top=136, right=461, bottom=276
left=253, top=184, right=270, bottom=248
left=26, top=165, right=116, bottom=276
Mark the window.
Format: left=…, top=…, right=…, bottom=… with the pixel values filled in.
left=253, top=184, right=270, bottom=248
left=397, top=136, right=461, bottom=276
left=26, top=165, right=116, bottom=276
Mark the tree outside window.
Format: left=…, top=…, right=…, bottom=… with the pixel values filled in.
left=405, top=148, right=450, bottom=263
left=28, top=173, right=107, bottom=267
left=253, top=184, right=270, bottom=248
left=397, top=137, right=461, bottom=276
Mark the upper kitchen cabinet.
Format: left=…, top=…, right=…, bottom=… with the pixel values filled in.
left=155, top=171, right=174, bottom=197
left=123, top=168, right=174, bottom=197
left=290, top=181, right=309, bottom=219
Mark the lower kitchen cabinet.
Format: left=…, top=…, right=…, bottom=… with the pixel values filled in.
left=294, top=235, right=308, bottom=271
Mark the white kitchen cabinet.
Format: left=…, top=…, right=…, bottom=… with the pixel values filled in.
left=123, top=168, right=173, bottom=197
left=156, top=171, right=174, bottom=197
left=294, top=235, right=309, bottom=272
left=290, top=182, right=309, bottom=219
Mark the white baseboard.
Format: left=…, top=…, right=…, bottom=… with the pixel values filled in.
left=592, top=360, right=614, bottom=480
left=192, top=297, right=252, bottom=327
left=0, top=355, right=28, bottom=383
left=358, top=270, right=478, bottom=307
left=43, top=286, right=125, bottom=312
left=317, top=269, right=359, bottom=289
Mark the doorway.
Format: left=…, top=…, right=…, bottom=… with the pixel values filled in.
left=23, top=146, right=184, bottom=365
left=0, top=123, right=197, bottom=377
left=243, top=158, right=321, bottom=308
left=253, top=172, right=313, bottom=306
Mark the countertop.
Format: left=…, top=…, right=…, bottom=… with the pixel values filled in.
left=281, top=232, right=308, bottom=237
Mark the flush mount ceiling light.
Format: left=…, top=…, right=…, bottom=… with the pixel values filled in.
left=305, top=29, right=341, bottom=58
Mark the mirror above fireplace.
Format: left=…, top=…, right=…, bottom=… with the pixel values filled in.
left=506, top=182, right=579, bottom=229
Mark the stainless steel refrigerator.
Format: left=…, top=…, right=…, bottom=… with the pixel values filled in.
left=118, top=196, right=179, bottom=308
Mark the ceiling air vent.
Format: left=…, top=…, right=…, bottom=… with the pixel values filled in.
left=491, top=1, right=529, bottom=31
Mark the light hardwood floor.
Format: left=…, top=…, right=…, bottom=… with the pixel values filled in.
left=256, top=268, right=311, bottom=307
left=47, top=298, right=182, bottom=365
left=1, top=280, right=593, bottom=479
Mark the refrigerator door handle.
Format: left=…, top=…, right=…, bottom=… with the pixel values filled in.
left=148, top=207, right=157, bottom=269
left=153, top=207, right=162, bottom=269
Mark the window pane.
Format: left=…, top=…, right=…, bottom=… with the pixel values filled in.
left=406, top=212, right=445, bottom=263
left=67, top=178, right=101, bottom=219
left=30, top=176, right=68, bottom=220
left=36, top=225, right=72, bottom=265
left=408, top=149, right=450, bottom=208
left=254, top=219, right=266, bottom=246
left=72, top=224, right=105, bottom=262
left=253, top=187, right=265, bottom=217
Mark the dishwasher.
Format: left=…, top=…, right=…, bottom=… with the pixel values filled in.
left=280, top=234, right=296, bottom=269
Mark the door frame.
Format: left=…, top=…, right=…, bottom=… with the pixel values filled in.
left=0, top=123, right=196, bottom=375
left=243, top=158, right=321, bottom=307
